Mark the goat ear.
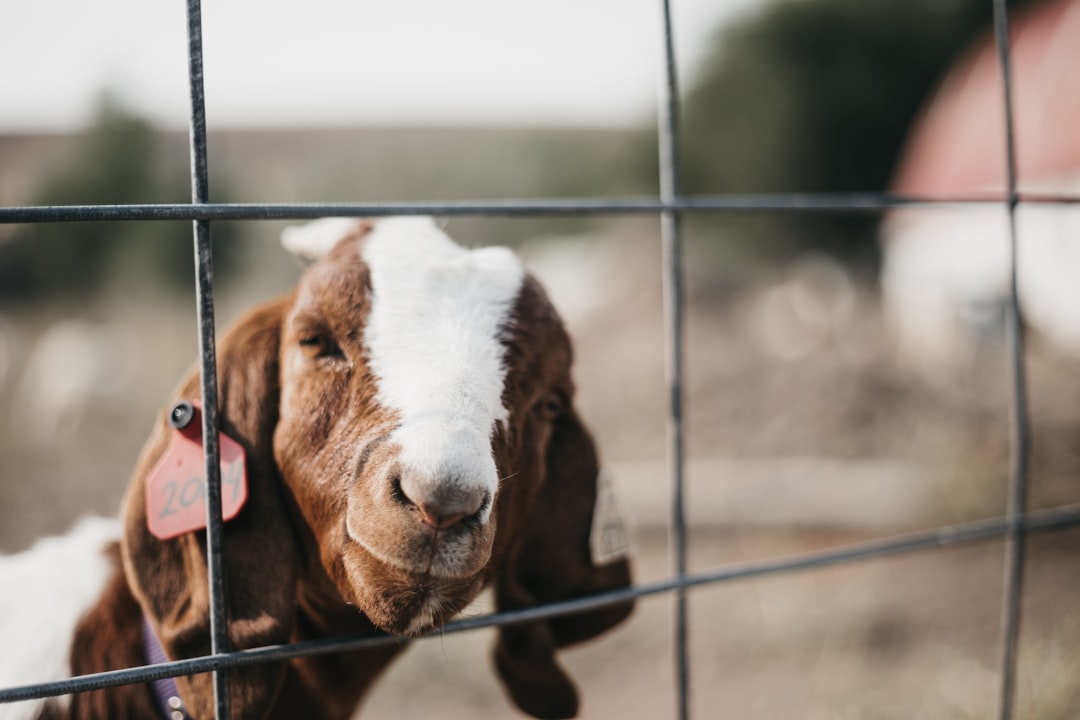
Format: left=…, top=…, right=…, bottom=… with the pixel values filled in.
left=280, top=217, right=375, bottom=260
left=494, top=405, right=634, bottom=719
left=120, top=298, right=300, bottom=720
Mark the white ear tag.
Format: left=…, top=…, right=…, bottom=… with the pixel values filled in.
left=590, top=468, right=630, bottom=566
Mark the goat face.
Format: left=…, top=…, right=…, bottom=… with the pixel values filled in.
left=122, top=217, right=632, bottom=720
left=274, top=217, right=545, bottom=635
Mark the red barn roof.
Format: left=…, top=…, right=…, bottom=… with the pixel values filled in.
left=892, top=0, right=1080, bottom=196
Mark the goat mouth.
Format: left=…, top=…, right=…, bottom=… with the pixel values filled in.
left=344, top=515, right=492, bottom=580
left=339, top=528, right=489, bottom=635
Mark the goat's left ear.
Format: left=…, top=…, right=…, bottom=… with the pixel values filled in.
left=494, top=405, right=634, bottom=719
left=120, top=298, right=302, bottom=720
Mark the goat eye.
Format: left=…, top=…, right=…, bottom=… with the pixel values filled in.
left=536, top=393, right=563, bottom=420
left=299, top=334, right=343, bottom=360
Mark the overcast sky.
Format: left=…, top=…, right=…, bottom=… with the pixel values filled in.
left=0, top=0, right=759, bottom=131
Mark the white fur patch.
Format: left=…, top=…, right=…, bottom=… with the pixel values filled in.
left=280, top=217, right=365, bottom=260
left=0, top=517, right=119, bottom=720
left=361, top=218, right=525, bottom=520
left=403, top=595, right=441, bottom=636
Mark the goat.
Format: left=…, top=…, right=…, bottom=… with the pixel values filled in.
left=0, top=217, right=633, bottom=720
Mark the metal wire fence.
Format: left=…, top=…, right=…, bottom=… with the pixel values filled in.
left=2, top=0, right=1080, bottom=718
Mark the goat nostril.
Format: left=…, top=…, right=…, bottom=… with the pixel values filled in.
left=390, top=475, right=411, bottom=507
left=417, top=504, right=473, bottom=531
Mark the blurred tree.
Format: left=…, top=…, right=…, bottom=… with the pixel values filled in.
left=0, top=95, right=241, bottom=307
left=659, top=0, right=1034, bottom=278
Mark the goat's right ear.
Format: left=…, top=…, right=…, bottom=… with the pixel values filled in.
left=120, top=297, right=301, bottom=720
left=494, top=405, right=634, bottom=719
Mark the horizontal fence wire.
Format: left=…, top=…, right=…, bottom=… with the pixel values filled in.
left=3, top=502, right=1079, bottom=706
left=3, top=193, right=1080, bottom=225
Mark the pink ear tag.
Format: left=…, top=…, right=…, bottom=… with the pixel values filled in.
left=145, top=401, right=249, bottom=540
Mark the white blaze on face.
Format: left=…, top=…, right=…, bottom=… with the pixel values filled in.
left=360, top=218, right=524, bottom=520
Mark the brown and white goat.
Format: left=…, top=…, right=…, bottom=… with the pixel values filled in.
left=0, top=217, right=633, bottom=720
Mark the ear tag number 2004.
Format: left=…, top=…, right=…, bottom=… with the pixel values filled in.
left=145, top=401, right=249, bottom=541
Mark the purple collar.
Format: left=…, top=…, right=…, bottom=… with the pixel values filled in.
left=141, top=614, right=194, bottom=720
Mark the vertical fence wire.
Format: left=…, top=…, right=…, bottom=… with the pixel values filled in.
left=990, top=2, right=1030, bottom=719
left=3, top=0, right=1075, bottom=717
left=184, top=0, right=231, bottom=717
left=656, top=1, right=689, bottom=718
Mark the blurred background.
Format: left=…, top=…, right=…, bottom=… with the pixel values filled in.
left=1, top=0, right=1079, bottom=718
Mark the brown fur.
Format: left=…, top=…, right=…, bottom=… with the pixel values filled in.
left=66, top=226, right=633, bottom=719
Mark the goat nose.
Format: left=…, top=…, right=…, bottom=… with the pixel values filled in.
left=393, top=475, right=487, bottom=531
